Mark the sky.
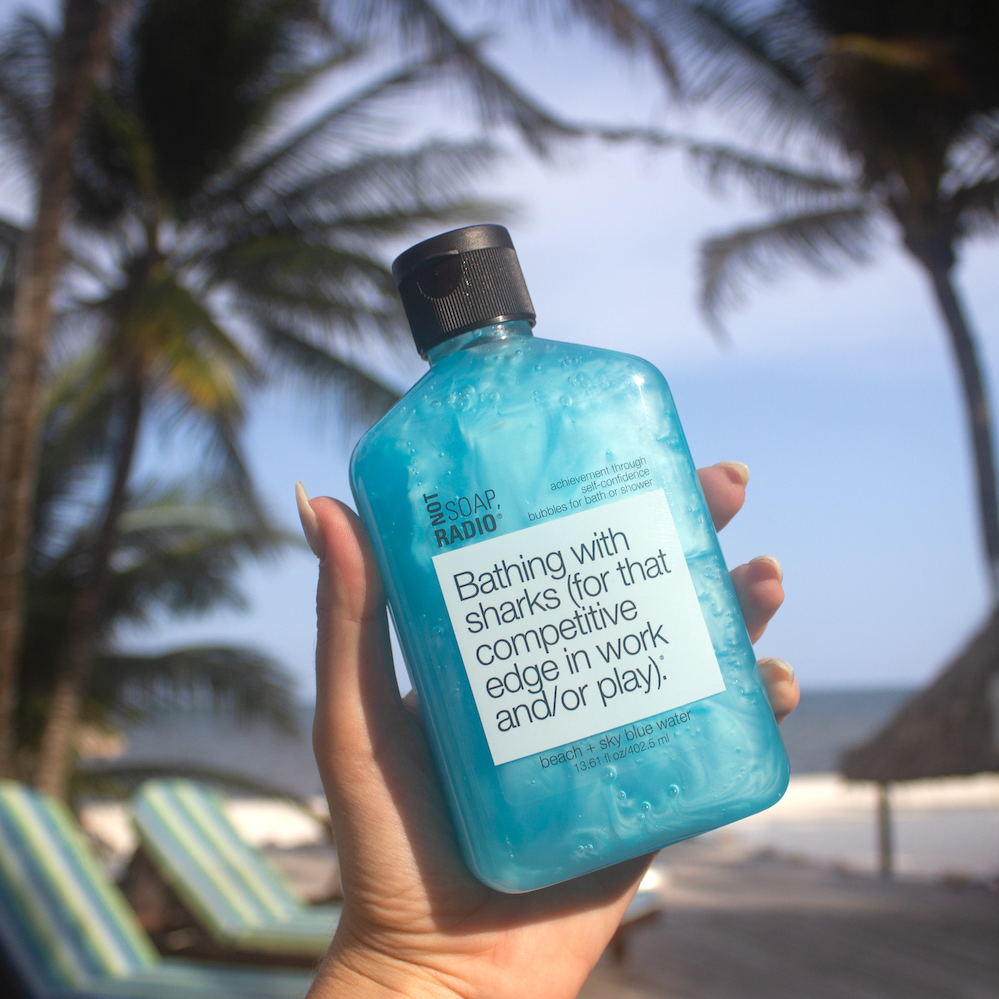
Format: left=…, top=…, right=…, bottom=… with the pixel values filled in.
left=2, top=1, right=999, bottom=699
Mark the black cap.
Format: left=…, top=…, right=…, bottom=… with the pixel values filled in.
left=392, top=225, right=535, bottom=357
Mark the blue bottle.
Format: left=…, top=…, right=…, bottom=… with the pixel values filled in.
left=350, top=225, right=788, bottom=893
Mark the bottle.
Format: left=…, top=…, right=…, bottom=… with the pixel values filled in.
left=350, top=225, right=788, bottom=893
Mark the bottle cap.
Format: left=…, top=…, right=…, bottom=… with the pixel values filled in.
left=392, top=225, right=536, bottom=357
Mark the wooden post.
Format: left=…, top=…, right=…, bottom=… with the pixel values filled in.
left=877, top=781, right=893, bottom=878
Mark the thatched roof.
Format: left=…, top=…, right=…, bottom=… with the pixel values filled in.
left=840, top=609, right=999, bottom=782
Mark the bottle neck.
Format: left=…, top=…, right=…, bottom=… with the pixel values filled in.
left=425, top=320, right=533, bottom=366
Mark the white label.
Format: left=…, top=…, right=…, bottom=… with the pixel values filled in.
left=432, top=490, right=725, bottom=766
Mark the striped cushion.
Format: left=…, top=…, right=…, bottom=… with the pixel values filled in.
left=132, top=780, right=339, bottom=955
left=0, top=781, right=158, bottom=987
left=77, top=961, right=314, bottom=998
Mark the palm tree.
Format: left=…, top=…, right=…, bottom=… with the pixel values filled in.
left=15, top=349, right=298, bottom=788
left=551, top=0, right=999, bottom=593
left=0, top=0, right=594, bottom=782
left=0, top=0, right=506, bottom=796
left=0, top=0, right=110, bottom=777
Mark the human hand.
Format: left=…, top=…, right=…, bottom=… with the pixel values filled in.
left=300, top=460, right=798, bottom=999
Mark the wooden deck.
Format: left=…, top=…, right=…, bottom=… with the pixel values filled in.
left=581, top=838, right=999, bottom=999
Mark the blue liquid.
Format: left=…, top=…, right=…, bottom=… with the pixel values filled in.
left=350, top=322, right=788, bottom=892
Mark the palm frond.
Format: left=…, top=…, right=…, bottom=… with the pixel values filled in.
left=255, top=320, right=401, bottom=425
left=434, top=29, right=580, bottom=157
left=119, top=474, right=269, bottom=533
left=292, top=199, right=510, bottom=244
left=33, top=353, right=122, bottom=567
left=195, top=57, right=447, bottom=221
left=0, top=217, right=23, bottom=257
left=115, top=268, right=257, bottom=416
left=942, top=110, right=999, bottom=195
left=105, top=481, right=293, bottom=625
left=647, top=0, right=833, bottom=145
left=86, top=86, right=159, bottom=197
left=687, top=142, right=854, bottom=210
left=530, top=0, right=683, bottom=94
left=207, top=238, right=399, bottom=323
left=0, top=14, right=53, bottom=174
left=954, top=176, right=999, bottom=239
left=130, top=0, right=331, bottom=201
left=332, top=0, right=577, bottom=156
left=89, top=646, right=298, bottom=734
left=699, top=203, right=879, bottom=331
left=0, top=218, right=24, bottom=373
left=72, top=97, right=150, bottom=233
left=235, top=40, right=366, bottom=147
left=191, top=140, right=500, bottom=255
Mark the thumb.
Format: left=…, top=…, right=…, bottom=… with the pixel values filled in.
left=301, top=492, right=406, bottom=774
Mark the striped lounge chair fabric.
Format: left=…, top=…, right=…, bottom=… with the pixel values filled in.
left=131, top=780, right=339, bottom=958
left=0, top=781, right=313, bottom=998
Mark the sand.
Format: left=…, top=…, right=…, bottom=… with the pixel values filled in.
left=76, top=775, right=999, bottom=998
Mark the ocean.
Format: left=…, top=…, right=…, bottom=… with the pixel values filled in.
left=84, top=686, right=999, bottom=879
left=87, top=687, right=916, bottom=798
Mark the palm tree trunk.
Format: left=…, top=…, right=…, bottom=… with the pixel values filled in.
left=0, top=0, right=110, bottom=777
left=923, top=261, right=999, bottom=599
left=34, top=367, right=143, bottom=799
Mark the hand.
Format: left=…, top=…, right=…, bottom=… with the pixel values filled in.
left=300, top=461, right=798, bottom=999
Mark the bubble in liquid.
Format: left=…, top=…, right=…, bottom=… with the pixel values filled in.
left=668, top=784, right=680, bottom=797
left=602, top=767, right=616, bottom=783
left=640, top=801, right=651, bottom=811
left=559, top=395, right=572, bottom=407
left=617, top=790, right=626, bottom=799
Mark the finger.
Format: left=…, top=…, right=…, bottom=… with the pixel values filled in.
left=306, top=493, right=405, bottom=766
left=729, top=555, right=784, bottom=643
left=758, top=657, right=799, bottom=724
left=697, top=461, right=749, bottom=531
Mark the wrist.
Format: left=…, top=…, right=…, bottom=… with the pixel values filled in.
left=308, top=929, right=465, bottom=999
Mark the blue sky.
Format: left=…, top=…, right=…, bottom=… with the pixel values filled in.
left=3, top=1, right=998, bottom=697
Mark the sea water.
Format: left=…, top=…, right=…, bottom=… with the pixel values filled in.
left=350, top=321, right=789, bottom=892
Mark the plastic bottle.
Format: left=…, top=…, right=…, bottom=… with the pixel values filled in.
left=350, top=225, right=788, bottom=892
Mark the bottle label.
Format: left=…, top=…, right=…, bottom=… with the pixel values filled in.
left=432, top=490, right=726, bottom=766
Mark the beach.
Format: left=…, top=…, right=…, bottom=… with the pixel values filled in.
left=580, top=836, right=999, bottom=999
left=80, top=774, right=999, bottom=998
left=81, top=688, right=999, bottom=883
left=76, top=688, right=999, bottom=997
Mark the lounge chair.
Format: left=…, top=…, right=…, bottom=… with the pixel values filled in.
left=0, top=781, right=314, bottom=998
left=130, top=781, right=339, bottom=962
left=132, top=778, right=662, bottom=965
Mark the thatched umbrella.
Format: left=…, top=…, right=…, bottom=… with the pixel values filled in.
left=839, top=609, right=999, bottom=875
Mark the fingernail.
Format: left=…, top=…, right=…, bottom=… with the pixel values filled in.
left=295, top=481, right=324, bottom=558
left=759, top=657, right=795, bottom=683
left=714, top=460, right=750, bottom=486
left=750, top=554, right=783, bottom=583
